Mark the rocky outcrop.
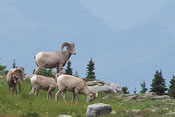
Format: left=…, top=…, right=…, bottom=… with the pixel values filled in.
left=86, top=103, right=112, bottom=117
left=86, top=80, right=122, bottom=94
left=123, top=92, right=171, bottom=101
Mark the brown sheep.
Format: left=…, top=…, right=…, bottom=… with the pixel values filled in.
left=6, top=67, right=24, bottom=95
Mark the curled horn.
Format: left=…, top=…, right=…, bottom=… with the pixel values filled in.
left=71, top=43, right=75, bottom=48
left=61, top=42, right=71, bottom=51
left=19, top=67, right=24, bottom=72
left=12, top=68, right=23, bottom=77
left=95, top=92, right=98, bottom=98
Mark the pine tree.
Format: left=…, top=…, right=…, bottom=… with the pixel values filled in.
left=0, top=65, right=6, bottom=72
left=0, top=64, right=7, bottom=76
left=38, top=68, right=55, bottom=77
left=12, top=59, right=17, bottom=68
left=0, top=59, right=8, bottom=75
left=65, top=61, right=73, bottom=75
left=122, top=86, right=129, bottom=94
left=134, top=88, right=137, bottom=94
left=150, top=70, right=167, bottom=95
left=74, top=71, right=79, bottom=77
left=140, top=81, right=148, bottom=93
left=168, top=76, right=175, bottom=98
left=86, top=58, right=96, bottom=80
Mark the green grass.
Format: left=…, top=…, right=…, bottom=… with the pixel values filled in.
left=1, top=78, right=175, bottom=117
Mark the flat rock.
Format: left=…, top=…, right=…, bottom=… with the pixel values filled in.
left=166, top=112, right=175, bottom=115
left=151, top=95, right=171, bottom=100
left=58, top=115, right=72, bottom=117
left=132, top=109, right=141, bottom=113
left=86, top=103, right=112, bottom=117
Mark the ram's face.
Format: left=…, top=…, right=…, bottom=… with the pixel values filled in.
left=86, top=93, right=96, bottom=103
left=68, top=43, right=76, bottom=55
left=13, top=69, right=24, bottom=80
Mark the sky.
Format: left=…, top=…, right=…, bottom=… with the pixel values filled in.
left=0, top=0, right=175, bottom=93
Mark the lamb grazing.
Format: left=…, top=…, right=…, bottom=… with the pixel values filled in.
left=55, top=75, right=98, bottom=103
left=6, top=67, right=24, bottom=95
left=34, top=42, right=76, bottom=74
left=30, top=75, right=57, bottom=99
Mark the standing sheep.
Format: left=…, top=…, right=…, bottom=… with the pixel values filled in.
left=6, top=67, right=24, bottom=95
left=55, top=74, right=98, bottom=103
left=30, top=75, right=57, bottom=99
left=34, top=42, right=76, bottom=74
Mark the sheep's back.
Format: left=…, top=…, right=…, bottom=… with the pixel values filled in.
left=31, top=75, right=56, bottom=90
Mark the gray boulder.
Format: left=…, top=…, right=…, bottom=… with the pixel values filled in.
left=86, top=103, right=112, bottom=117
left=87, top=81, right=122, bottom=94
left=86, top=80, right=105, bottom=86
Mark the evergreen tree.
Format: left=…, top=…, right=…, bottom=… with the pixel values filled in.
left=12, top=59, right=17, bottom=68
left=74, top=71, right=79, bottom=77
left=86, top=58, right=96, bottom=79
left=0, top=61, right=8, bottom=75
left=150, top=70, right=167, bottom=95
left=134, top=88, right=137, bottom=94
left=0, top=65, right=6, bottom=72
left=38, top=68, right=55, bottom=77
left=140, top=81, right=148, bottom=93
left=65, top=61, right=73, bottom=75
left=0, top=64, right=7, bottom=76
left=168, top=76, right=175, bottom=98
left=122, top=86, right=129, bottom=94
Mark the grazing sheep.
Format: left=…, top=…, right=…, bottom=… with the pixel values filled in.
left=55, top=75, right=98, bottom=103
left=34, top=42, right=76, bottom=74
left=30, top=75, right=57, bottom=99
left=6, top=67, right=24, bottom=95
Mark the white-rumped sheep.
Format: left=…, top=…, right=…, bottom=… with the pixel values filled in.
left=6, top=67, right=24, bottom=95
left=34, top=42, right=76, bottom=74
left=55, top=74, right=98, bottom=103
left=30, top=75, right=57, bottom=99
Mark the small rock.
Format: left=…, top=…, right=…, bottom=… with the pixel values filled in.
left=166, top=112, right=175, bottom=115
left=132, top=109, right=141, bottom=113
left=111, top=111, right=116, bottom=114
left=86, top=103, right=112, bottom=117
left=151, top=109, right=156, bottom=112
left=102, top=95, right=109, bottom=99
left=58, top=115, right=72, bottom=117
left=144, top=92, right=157, bottom=97
left=162, top=107, right=169, bottom=110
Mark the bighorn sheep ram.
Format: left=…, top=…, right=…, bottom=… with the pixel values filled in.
left=55, top=74, right=98, bottom=103
left=30, top=75, right=57, bottom=99
left=34, top=42, right=76, bottom=74
left=6, top=67, right=24, bottom=95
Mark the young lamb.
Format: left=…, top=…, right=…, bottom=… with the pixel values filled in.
left=30, top=75, right=57, bottom=99
left=6, top=67, right=24, bottom=95
left=55, top=74, right=98, bottom=103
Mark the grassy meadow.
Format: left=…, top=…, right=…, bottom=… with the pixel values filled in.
left=1, top=77, right=175, bottom=117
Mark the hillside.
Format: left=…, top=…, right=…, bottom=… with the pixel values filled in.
left=1, top=77, right=175, bottom=117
